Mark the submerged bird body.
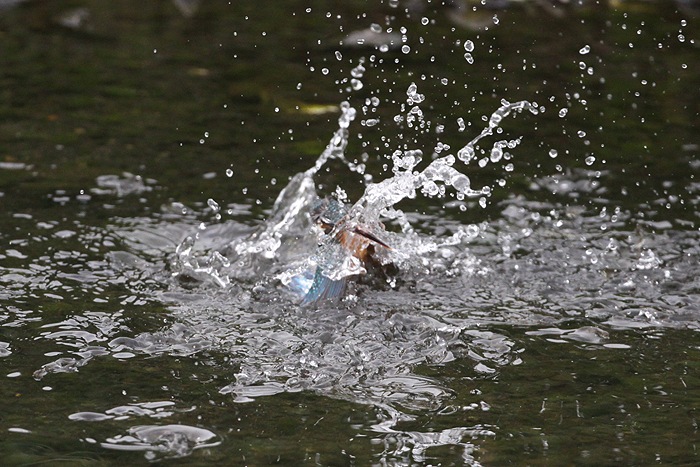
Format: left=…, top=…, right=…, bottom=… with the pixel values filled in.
left=300, top=198, right=391, bottom=305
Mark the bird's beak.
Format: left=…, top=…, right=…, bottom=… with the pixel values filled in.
left=351, top=226, right=391, bottom=249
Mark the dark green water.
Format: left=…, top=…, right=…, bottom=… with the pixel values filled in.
left=1, top=0, right=699, bottom=465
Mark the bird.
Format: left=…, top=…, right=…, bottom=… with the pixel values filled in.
left=298, top=197, right=392, bottom=305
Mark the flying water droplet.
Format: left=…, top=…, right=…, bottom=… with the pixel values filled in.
left=207, top=198, right=220, bottom=213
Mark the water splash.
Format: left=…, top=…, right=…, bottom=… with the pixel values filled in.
left=172, top=81, right=538, bottom=305
left=101, top=424, right=221, bottom=461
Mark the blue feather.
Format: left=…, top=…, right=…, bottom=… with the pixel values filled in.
left=300, top=267, right=347, bottom=305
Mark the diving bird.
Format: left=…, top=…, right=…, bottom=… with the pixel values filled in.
left=298, top=198, right=392, bottom=305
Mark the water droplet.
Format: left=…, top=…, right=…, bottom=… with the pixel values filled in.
left=321, top=68, right=329, bottom=75
left=558, top=108, right=568, bottom=118
left=226, top=169, right=234, bottom=177
left=579, top=44, right=591, bottom=54
left=421, top=17, right=429, bottom=26
left=585, top=156, right=596, bottom=166
left=351, top=61, right=365, bottom=78
left=335, top=50, right=343, bottom=60
left=464, top=40, right=474, bottom=52
left=207, top=198, right=220, bottom=213
left=401, top=45, right=411, bottom=54
left=464, top=53, right=474, bottom=64
left=548, top=149, right=558, bottom=158
left=457, top=117, right=466, bottom=132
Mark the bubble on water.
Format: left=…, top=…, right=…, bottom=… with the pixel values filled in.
left=585, top=156, right=596, bottom=165
left=401, top=45, right=411, bottom=54
left=226, top=169, right=234, bottom=177
left=549, top=149, right=558, bottom=158
left=558, top=108, right=568, bottom=118
left=577, top=130, right=586, bottom=138
left=321, top=68, right=329, bottom=75
left=579, top=44, right=591, bottom=54
left=421, top=17, right=429, bottom=26
left=464, top=40, right=474, bottom=52
left=464, top=53, right=474, bottom=64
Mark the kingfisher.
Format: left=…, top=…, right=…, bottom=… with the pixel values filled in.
left=295, top=197, right=393, bottom=305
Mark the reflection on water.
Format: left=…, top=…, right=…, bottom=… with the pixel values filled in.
left=0, top=0, right=699, bottom=464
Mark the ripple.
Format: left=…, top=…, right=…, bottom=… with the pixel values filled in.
left=101, top=424, right=221, bottom=461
